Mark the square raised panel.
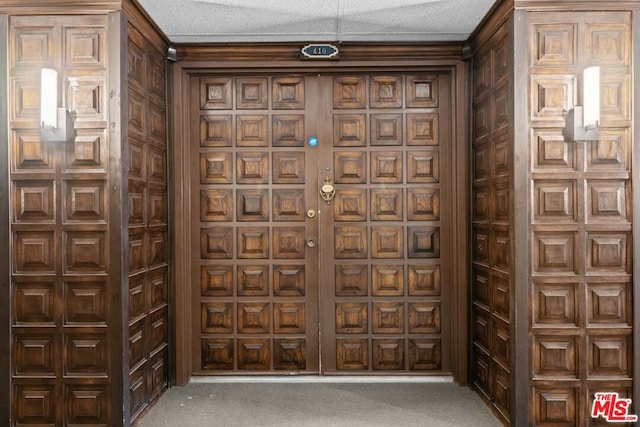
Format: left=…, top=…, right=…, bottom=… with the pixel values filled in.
left=473, top=143, right=489, bottom=182
left=236, top=77, right=268, bottom=109
left=472, top=267, right=490, bottom=309
left=273, top=227, right=305, bottom=259
left=407, top=151, right=439, bottom=183
left=334, top=114, right=366, bottom=147
left=409, top=302, right=440, bottom=333
left=200, top=265, right=233, bottom=296
left=200, top=227, right=233, bottom=259
left=532, top=129, right=575, bottom=171
left=64, top=27, right=105, bottom=68
left=13, top=333, right=56, bottom=377
left=13, top=384, right=56, bottom=425
left=236, top=189, right=268, bottom=222
left=335, top=264, right=368, bottom=296
left=371, top=151, right=402, bottom=183
left=200, top=77, right=232, bottom=109
left=272, top=151, right=305, bottom=184
left=12, top=130, right=53, bottom=172
left=272, top=77, right=305, bottom=109
left=237, top=227, right=269, bottom=259
left=336, top=339, right=368, bottom=370
left=200, top=189, right=233, bottom=222
left=588, top=336, right=631, bottom=378
left=370, top=115, right=402, bottom=146
left=601, top=75, right=631, bottom=125
left=238, top=339, right=270, bottom=370
left=13, top=280, right=56, bottom=326
left=236, top=152, right=269, bottom=184
left=274, top=339, right=306, bottom=370
left=236, top=115, right=268, bottom=147
left=369, top=76, right=402, bottom=108
left=336, top=303, right=367, bottom=333
left=201, top=302, right=233, bottom=333
left=408, top=226, right=440, bottom=259
left=64, top=281, right=108, bottom=325
left=13, top=180, right=55, bottom=223
left=531, top=75, right=576, bottom=122
left=586, top=129, right=629, bottom=172
left=408, top=263, right=440, bottom=296
left=409, top=339, right=441, bottom=370
left=474, top=99, right=490, bottom=145
left=237, top=303, right=270, bottom=334
left=372, top=302, right=404, bottom=334
left=12, top=25, right=54, bottom=67
left=200, top=152, right=232, bottom=184
left=273, top=189, right=305, bottom=221
left=533, top=387, right=576, bottom=425
left=532, top=282, right=578, bottom=327
left=273, top=115, right=304, bottom=147
left=587, top=282, right=630, bottom=326
left=334, top=151, right=366, bottom=184
left=531, top=23, right=577, bottom=67
left=533, top=180, right=576, bottom=223
left=372, top=339, right=404, bottom=370
left=273, top=265, right=305, bottom=296
left=334, top=189, right=367, bottom=222
left=11, top=77, right=39, bottom=122
left=406, top=75, right=438, bottom=108
left=14, top=231, right=55, bottom=274
left=65, top=130, right=105, bottom=171
left=587, top=180, right=628, bottom=223
left=585, top=22, right=630, bottom=67
left=532, top=231, right=577, bottom=275
left=533, top=335, right=578, bottom=379
left=64, top=231, right=106, bottom=273
left=407, top=113, right=438, bottom=146
left=586, top=232, right=630, bottom=273
left=372, top=264, right=403, bottom=296
left=334, top=226, right=367, bottom=259
left=333, top=76, right=366, bottom=109
left=64, top=333, right=108, bottom=377
left=408, top=188, right=439, bottom=221
left=202, top=338, right=234, bottom=370
left=238, top=265, right=269, bottom=296
left=274, top=303, right=306, bottom=334
left=371, top=188, right=402, bottom=221
left=64, top=180, right=106, bottom=223
left=371, top=226, right=403, bottom=259
left=64, top=385, right=109, bottom=425
left=65, top=76, right=106, bottom=125
left=200, top=115, right=232, bottom=147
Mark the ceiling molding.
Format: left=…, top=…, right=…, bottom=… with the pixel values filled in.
left=514, top=0, right=640, bottom=10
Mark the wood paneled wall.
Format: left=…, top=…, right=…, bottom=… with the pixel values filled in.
left=524, top=10, right=634, bottom=426
left=469, top=8, right=513, bottom=426
left=1, top=2, right=170, bottom=425
left=126, top=20, right=170, bottom=424
left=7, top=14, right=114, bottom=425
left=472, top=1, right=638, bottom=425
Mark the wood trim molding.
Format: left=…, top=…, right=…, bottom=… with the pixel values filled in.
left=176, top=42, right=464, bottom=62
left=632, top=5, right=640, bottom=417
left=123, top=0, right=169, bottom=54
left=0, top=13, right=11, bottom=426
left=108, top=11, right=128, bottom=427
left=466, top=0, right=513, bottom=56
left=515, top=0, right=640, bottom=10
left=0, top=0, right=122, bottom=13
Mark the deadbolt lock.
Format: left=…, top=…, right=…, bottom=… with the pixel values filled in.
left=305, top=236, right=318, bottom=248
left=306, top=209, right=317, bottom=219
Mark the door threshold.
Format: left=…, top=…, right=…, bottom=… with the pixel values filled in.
left=190, top=375, right=454, bottom=384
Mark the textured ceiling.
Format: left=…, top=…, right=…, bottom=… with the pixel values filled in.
left=137, top=0, right=497, bottom=43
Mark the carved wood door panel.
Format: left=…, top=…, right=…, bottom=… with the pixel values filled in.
left=190, top=72, right=451, bottom=374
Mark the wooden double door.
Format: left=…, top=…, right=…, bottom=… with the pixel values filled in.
left=190, top=71, right=452, bottom=374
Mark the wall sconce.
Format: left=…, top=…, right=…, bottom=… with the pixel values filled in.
left=564, top=66, right=600, bottom=142
left=40, top=68, right=74, bottom=142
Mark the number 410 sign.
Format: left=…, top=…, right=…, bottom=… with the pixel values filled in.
left=301, top=44, right=339, bottom=59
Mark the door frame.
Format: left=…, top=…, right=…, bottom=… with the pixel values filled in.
left=170, top=44, right=470, bottom=385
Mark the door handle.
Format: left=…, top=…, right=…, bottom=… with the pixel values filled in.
left=305, top=236, right=318, bottom=248
left=320, top=177, right=335, bottom=203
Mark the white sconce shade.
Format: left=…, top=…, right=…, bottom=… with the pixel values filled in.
left=39, top=67, right=74, bottom=142
left=40, top=68, right=58, bottom=129
left=582, top=66, right=600, bottom=129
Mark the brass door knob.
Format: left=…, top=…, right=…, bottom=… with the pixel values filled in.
left=305, top=236, right=318, bottom=248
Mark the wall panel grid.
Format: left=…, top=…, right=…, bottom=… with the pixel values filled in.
left=9, top=15, right=111, bottom=426
left=471, top=25, right=512, bottom=425
left=126, top=24, right=169, bottom=423
left=527, top=11, right=633, bottom=427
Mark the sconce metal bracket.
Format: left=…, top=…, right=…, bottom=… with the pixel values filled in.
left=564, top=106, right=599, bottom=142
left=40, top=107, right=75, bottom=142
